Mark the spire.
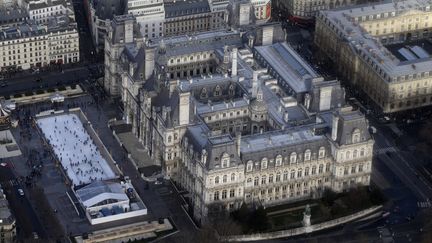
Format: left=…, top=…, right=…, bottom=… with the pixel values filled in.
left=256, top=86, right=263, bottom=102
left=159, top=39, right=166, bottom=55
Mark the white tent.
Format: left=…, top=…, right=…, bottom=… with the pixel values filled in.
left=50, top=93, right=65, bottom=103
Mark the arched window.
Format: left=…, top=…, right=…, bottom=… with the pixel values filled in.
left=261, top=158, right=268, bottom=169
left=290, top=170, right=295, bottom=179
left=297, top=169, right=302, bottom=178
left=290, top=152, right=297, bottom=164
left=352, top=128, right=361, bottom=143
left=305, top=167, right=310, bottom=176
left=215, top=176, right=219, bottom=184
left=283, top=171, right=288, bottom=181
left=223, top=175, right=227, bottom=183
left=228, top=85, right=235, bottom=96
left=275, top=155, right=283, bottom=166
left=254, top=177, right=259, bottom=186
left=346, top=151, right=351, bottom=159
left=360, top=148, right=365, bottom=157
left=304, top=149, right=311, bottom=161
left=269, top=174, right=274, bottom=183
left=325, top=163, right=331, bottom=172
left=318, top=147, right=326, bottom=159
left=231, top=173, right=236, bottom=182
left=319, top=164, right=324, bottom=174
left=247, top=178, right=252, bottom=185
left=214, top=85, right=221, bottom=96
left=247, top=160, right=253, bottom=172
left=276, top=172, right=281, bottom=182
left=230, top=189, right=235, bottom=198
left=214, top=191, right=220, bottom=200
left=167, top=135, right=172, bottom=143
left=312, top=166, right=317, bottom=175
left=222, top=153, right=230, bottom=168
left=261, top=175, right=267, bottom=184
left=200, top=88, right=208, bottom=98
left=222, top=190, right=227, bottom=199
left=353, top=150, right=358, bottom=158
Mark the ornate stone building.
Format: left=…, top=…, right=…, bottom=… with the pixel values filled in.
left=315, top=0, right=432, bottom=113
left=273, top=0, right=357, bottom=23
left=105, top=19, right=373, bottom=222
left=163, top=0, right=227, bottom=37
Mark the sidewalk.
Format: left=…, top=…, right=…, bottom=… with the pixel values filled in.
left=109, top=120, right=154, bottom=169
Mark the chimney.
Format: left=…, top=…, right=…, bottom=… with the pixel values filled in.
left=248, top=35, right=254, bottom=48
left=284, top=111, right=289, bottom=122
left=124, top=17, right=134, bottom=43
left=169, top=80, right=177, bottom=97
left=231, top=47, right=238, bottom=77
left=223, top=45, right=230, bottom=64
left=144, top=48, right=155, bottom=80
left=201, top=149, right=207, bottom=165
left=236, top=134, right=241, bottom=156
left=252, top=71, right=258, bottom=97
left=179, top=92, right=190, bottom=125
left=332, top=113, right=339, bottom=141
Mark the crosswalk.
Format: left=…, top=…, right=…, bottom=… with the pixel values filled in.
left=373, top=146, right=397, bottom=155
left=417, top=201, right=431, bottom=208
left=0, top=179, right=20, bottom=187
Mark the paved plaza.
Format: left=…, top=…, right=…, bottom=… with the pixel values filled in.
left=3, top=92, right=196, bottom=241
left=37, top=113, right=117, bottom=186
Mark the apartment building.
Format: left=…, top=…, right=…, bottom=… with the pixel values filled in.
left=315, top=0, right=432, bottom=113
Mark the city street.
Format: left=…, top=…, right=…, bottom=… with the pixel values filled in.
left=0, top=166, right=46, bottom=241
left=0, top=64, right=104, bottom=98
left=4, top=90, right=198, bottom=241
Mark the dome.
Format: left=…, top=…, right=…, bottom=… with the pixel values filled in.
left=0, top=103, right=11, bottom=131
left=250, top=88, right=267, bottom=113
left=0, top=103, right=10, bottom=117
left=250, top=98, right=267, bottom=113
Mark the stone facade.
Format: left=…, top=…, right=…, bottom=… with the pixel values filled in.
left=163, top=0, right=227, bottom=37
left=273, top=0, right=357, bottom=22
left=0, top=186, right=16, bottom=243
left=0, top=16, right=79, bottom=70
left=315, top=0, right=432, bottom=113
left=104, top=18, right=373, bottom=223
left=126, top=0, right=165, bottom=39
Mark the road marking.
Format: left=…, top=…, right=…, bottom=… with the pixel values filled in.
left=381, top=153, right=430, bottom=201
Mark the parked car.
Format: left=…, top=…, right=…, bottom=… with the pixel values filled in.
left=17, top=188, right=24, bottom=196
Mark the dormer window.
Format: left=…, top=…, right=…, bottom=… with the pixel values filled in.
left=290, top=152, right=297, bottom=164
left=221, top=153, right=230, bottom=168
left=200, top=88, right=208, bottom=98
left=246, top=160, right=253, bottom=172
left=261, top=158, right=268, bottom=169
left=304, top=149, right=311, bottom=161
left=214, top=85, right=221, bottom=96
left=228, top=85, right=235, bottom=96
left=275, top=155, right=282, bottom=166
left=352, top=128, right=361, bottom=143
left=318, top=147, right=326, bottom=159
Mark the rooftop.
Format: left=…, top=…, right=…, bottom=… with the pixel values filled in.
left=164, top=0, right=210, bottom=18
left=320, top=0, right=432, bottom=81
left=241, top=129, right=325, bottom=153
left=76, top=181, right=129, bottom=208
left=0, top=16, right=75, bottom=41
left=0, top=8, right=28, bottom=23
left=255, top=42, right=320, bottom=94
